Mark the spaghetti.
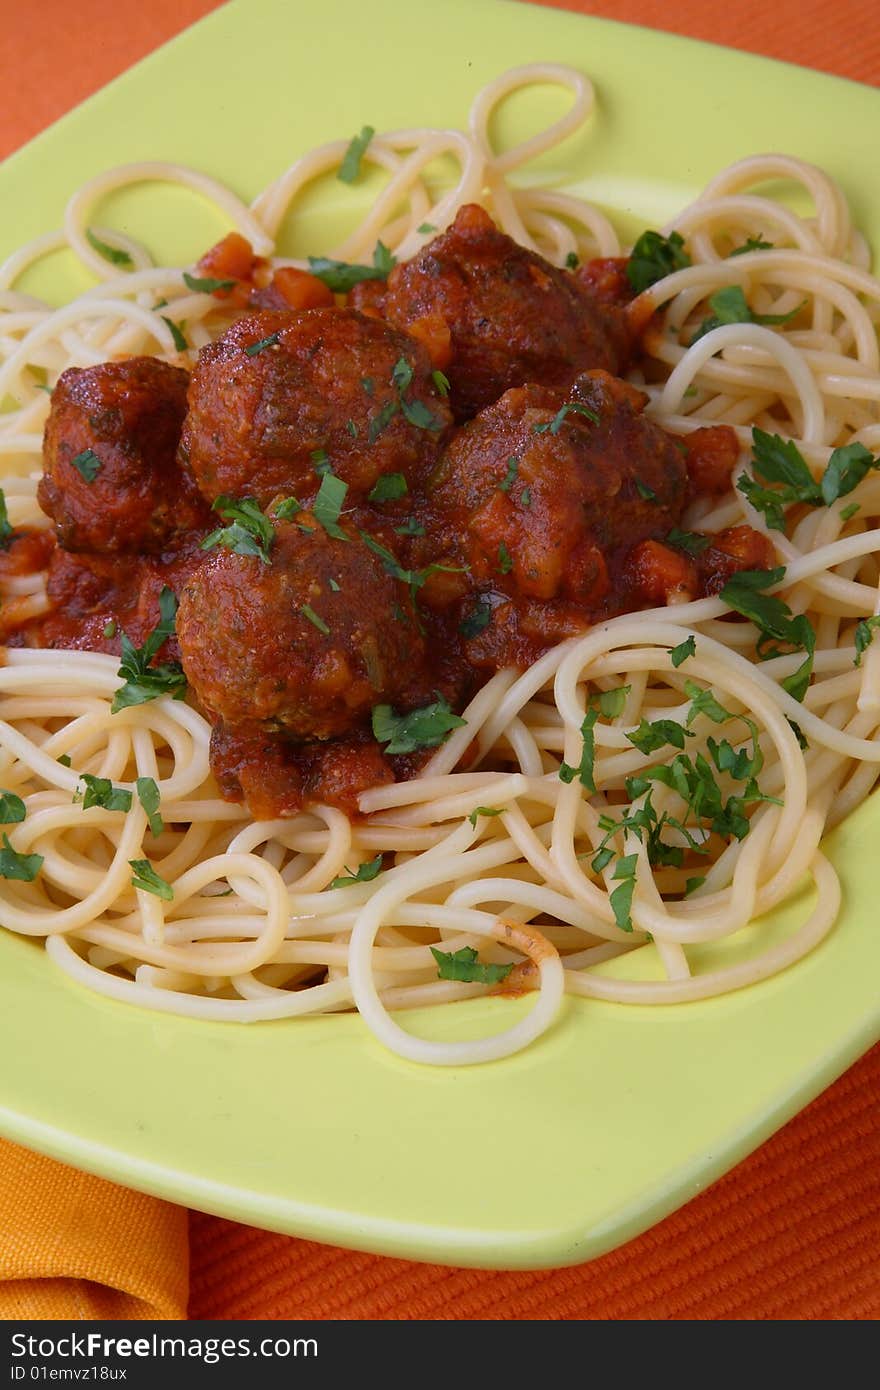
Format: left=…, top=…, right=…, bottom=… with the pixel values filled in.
left=0, top=65, right=878, bottom=1065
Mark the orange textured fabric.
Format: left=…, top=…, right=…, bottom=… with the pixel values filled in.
left=1, top=0, right=879, bottom=1324
left=0, top=1139, right=188, bottom=1320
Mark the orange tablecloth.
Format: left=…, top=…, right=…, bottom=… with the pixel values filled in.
left=1, top=0, right=879, bottom=1323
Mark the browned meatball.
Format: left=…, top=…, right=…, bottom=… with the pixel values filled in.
left=180, top=308, right=452, bottom=507
left=420, top=371, right=687, bottom=608
left=370, top=205, right=630, bottom=421
left=39, top=358, right=206, bottom=553
left=177, top=514, right=428, bottom=739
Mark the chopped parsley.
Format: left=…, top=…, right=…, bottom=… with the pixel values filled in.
left=103, top=620, right=117, bottom=639
left=737, top=429, right=879, bottom=532
left=627, top=719, right=694, bottom=756
left=684, top=876, right=706, bottom=896
left=0, top=834, right=43, bottom=882
left=520, top=487, right=532, bottom=508
left=338, top=124, right=375, bottom=183
left=840, top=502, right=861, bottom=522
left=308, top=241, right=396, bottom=292
left=467, top=806, right=504, bottom=828
left=0, top=792, right=26, bottom=824
left=312, top=472, right=349, bottom=540
left=70, top=448, right=101, bottom=483
left=244, top=331, right=280, bottom=357
left=533, top=401, right=599, bottom=435
left=666, top=527, right=710, bottom=557
left=459, top=596, right=493, bottom=639
left=161, top=316, right=188, bottom=352
left=497, top=541, right=513, bottom=575
left=625, top=230, right=691, bottom=293
left=558, top=708, right=599, bottom=792
left=86, top=228, right=133, bottom=268
left=368, top=400, right=399, bottom=444
left=368, top=473, right=408, bottom=503
left=854, top=615, right=880, bottom=667
left=129, top=859, right=174, bottom=901
left=669, top=635, right=696, bottom=667
left=690, top=285, right=805, bottom=344
left=565, top=251, right=580, bottom=269
left=330, top=854, right=383, bottom=888
left=372, top=696, right=466, bottom=755
left=394, top=516, right=426, bottom=537
left=274, top=496, right=302, bottom=520
left=432, top=369, right=451, bottom=397
left=430, top=945, right=513, bottom=985
left=111, top=587, right=187, bottom=713
left=311, top=447, right=331, bottom=474
left=728, top=236, right=774, bottom=257
left=417, top=222, right=437, bottom=234
left=136, top=777, right=163, bottom=836
left=183, top=271, right=236, bottom=293
left=202, top=495, right=275, bottom=563
left=56, top=755, right=72, bottom=768
left=718, top=566, right=815, bottom=700
left=635, top=478, right=657, bottom=501
left=74, top=774, right=132, bottom=813
left=498, top=456, right=519, bottom=492
left=609, top=855, right=637, bottom=932
left=301, top=604, right=330, bottom=635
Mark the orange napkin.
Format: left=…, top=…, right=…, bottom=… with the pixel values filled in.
left=0, top=1139, right=187, bottom=1320
left=1, top=0, right=879, bottom=1326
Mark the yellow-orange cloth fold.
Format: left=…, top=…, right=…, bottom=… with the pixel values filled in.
left=0, top=1140, right=187, bottom=1320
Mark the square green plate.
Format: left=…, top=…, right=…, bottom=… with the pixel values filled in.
left=0, top=0, right=878, bottom=1269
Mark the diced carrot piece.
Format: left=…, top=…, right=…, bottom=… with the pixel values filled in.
left=685, top=426, right=740, bottom=496
left=268, top=267, right=335, bottom=310
left=197, top=232, right=258, bottom=287
left=629, top=539, right=698, bottom=605
left=405, top=313, right=453, bottom=370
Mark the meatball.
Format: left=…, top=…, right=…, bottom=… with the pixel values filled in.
left=180, top=308, right=452, bottom=507
left=367, top=204, right=629, bottom=421
left=176, top=514, right=429, bottom=739
left=421, top=371, right=688, bottom=608
left=38, top=358, right=207, bottom=553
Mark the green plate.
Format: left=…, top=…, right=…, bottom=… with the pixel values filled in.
left=1, top=0, right=878, bottom=1269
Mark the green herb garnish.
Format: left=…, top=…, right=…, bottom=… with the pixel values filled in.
left=372, top=696, right=466, bottom=755
left=70, top=449, right=101, bottom=483
left=308, top=241, right=396, bottom=292
left=626, top=230, right=690, bottom=293
left=112, top=587, right=187, bottom=713
left=338, top=124, right=375, bottom=184
left=129, top=859, right=174, bottom=901
left=330, top=854, right=383, bottom=888
left=0, top=792, right=26, bottom=824
left=368, top=473, right=408, bottom=503
left=533, top=402, right=599, bottom=435
left=136, top=777, right=163, bottom=836
left=245, top=331, right=280, bottom=357
left=74, top=774, right=132, bottom=813
left=691, top=286, right=805, bottom=344
left=301, top=605, right=330, bottom=635
left=669, top=635, right=696, bottom=668
left=0, top=834, right=42, bottom=882
left=202, top=495, right=275, bottom=563
left=86, top=228, right=133, bottom=268
left=183, top=271, right=236, bottom=293
left=430, top=945, right=513, bottom=985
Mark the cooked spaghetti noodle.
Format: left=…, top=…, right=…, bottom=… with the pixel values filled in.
left=0, top=65, right=878, bottom=1065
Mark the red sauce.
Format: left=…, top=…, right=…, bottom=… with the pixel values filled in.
left=5, top=224, right=768, bottom=820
